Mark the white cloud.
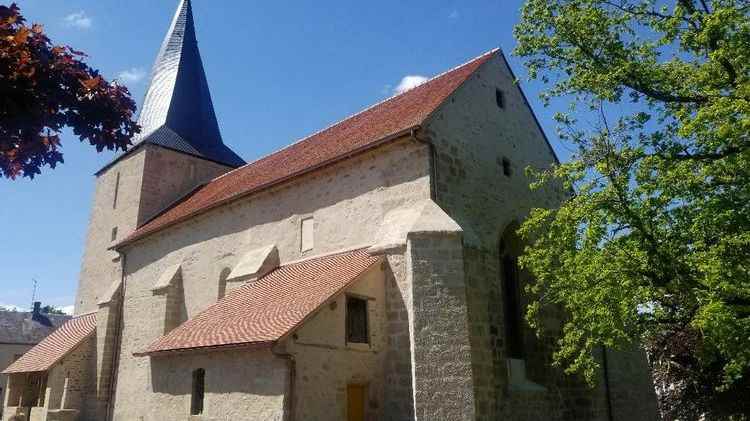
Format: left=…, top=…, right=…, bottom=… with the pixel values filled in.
left=64, top=11, right=92, bottom=29
left=117, top=67, right=147, bottom=84
left=0, top=303, right=74, bottom=314
left=393, top=75, right=429, bottom=95
left=0, top=303, right=27, bottom=312
left=448, top=10, right=460, bottom=19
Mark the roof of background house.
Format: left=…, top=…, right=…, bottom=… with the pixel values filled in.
left=2, top=312, right=96, bottom=374
left=118, top=48, right=499, bottom=247
left=138, top=248, right=381, bottom=356
left=98, top=0, right=245, bottom=174
left=0, top=310, right=70, bottom=345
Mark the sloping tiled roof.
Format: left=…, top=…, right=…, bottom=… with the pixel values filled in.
left=0, top=311, right=70, bottom=345
left=118, top=49, right=498, bottom=247
left=139, top=248, right=381, bottom=356
left=3, top=312, right=97, bottom=374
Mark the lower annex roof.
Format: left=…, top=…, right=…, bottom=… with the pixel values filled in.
left=138, top=247, right=382, bottom=356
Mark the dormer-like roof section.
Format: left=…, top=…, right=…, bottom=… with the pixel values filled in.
left=138, top=248, right=381, bottom=356
left=99, top=0, right=244, bottom=173
left=118, top=49, right=498, bottom=247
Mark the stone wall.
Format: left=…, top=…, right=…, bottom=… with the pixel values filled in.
left=605, top=346, right=659, bottom=421
left=112, top=138, right=432, bottom=420
left=76, top=149, right=147, bottom=315
left=406, top=232, right=475, bottom=421
left=382, top=254, right=414, bottom=420
left=286, top=263, right=386, bottom=421
left=76, top=145, right=232, bottom=316
left=138, top=146, right=233, bottom=225
left=148, top=349, right=288, bottom=421
left=45, top=336, right=96, bottom=417
left=422, top=51, right=657, bottom=420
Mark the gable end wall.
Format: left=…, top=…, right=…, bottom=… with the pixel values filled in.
left=422, top=52, right=657, bottom=421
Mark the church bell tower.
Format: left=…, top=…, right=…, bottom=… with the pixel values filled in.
left=75, top=0, right=244, bottom=315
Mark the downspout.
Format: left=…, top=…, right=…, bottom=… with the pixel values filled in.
left=272, top=343, right=295, bottom=421
left=105, top=251, right=127, bottom=421
left=602, top=345, right=614, bottom=421
left=410, top=127, right=438, bottom=201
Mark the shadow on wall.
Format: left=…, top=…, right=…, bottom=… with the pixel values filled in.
left=383, top=258, right=416, bottom=418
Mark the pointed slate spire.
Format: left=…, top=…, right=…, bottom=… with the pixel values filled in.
left=135, top=0, right=244, bottom=167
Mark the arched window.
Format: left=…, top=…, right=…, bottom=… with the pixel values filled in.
left=500, top=224, right=525, bottom=360
left=191, top=368, right=205, bottom=415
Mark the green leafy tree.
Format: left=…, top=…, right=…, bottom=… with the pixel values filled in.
left=514, top=0, right=750, bottom=417
left=0, top=3, right=139, bottom=179
left=40, top=305, right=66, bottom=315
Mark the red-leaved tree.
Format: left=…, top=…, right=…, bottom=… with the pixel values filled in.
left=0, top=3, right=140, bottom=179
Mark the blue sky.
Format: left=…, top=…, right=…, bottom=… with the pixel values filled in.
left=0, top=0, right=570, bottom=312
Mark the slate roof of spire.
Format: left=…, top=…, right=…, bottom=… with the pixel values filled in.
left=117, top=49, right=499, bottom=247
left=99, top=0, right=244, bottom=173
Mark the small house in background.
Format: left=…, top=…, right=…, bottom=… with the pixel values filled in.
left=0, top=303, right=70, bottom=419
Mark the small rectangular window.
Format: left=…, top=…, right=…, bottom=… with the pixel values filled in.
left=301, top=217, right=314, bottom=252
left=502, top=158, right=512, bottom=177
left=113, top=172, right=121, bottom=209
left=191, top=368, right=205, bottom=415
left=111, top=227, right=118, bottom=242
left=346, top=296, right=369, bottom=344
left=496, top=88, right=505, bottom=109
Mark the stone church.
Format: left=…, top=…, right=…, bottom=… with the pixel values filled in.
left=3, top=1, right=658, bottom=420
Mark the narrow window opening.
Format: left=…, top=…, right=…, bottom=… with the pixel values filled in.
left=502, top=255, right=524, bottom=359
left=111, top=227, right=118, bottom=242
left=495, top=88, right=505, bottom=109
left=301, top=217, right=314, bottom=252
left=217, top=268, right=231, bottom=300
left=346, top=296, right=369, bottom=344
left=502, top=157, right=512, bottom=177
left=188, top=162, right=196, bottom=180
left=112, top=172, right=121, bottom=209
left=191, top=368, right=205, bottom=415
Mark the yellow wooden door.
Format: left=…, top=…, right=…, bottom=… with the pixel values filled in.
left=347, top=384, right=366, bottom=421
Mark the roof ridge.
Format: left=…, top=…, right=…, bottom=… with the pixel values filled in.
left=281, top=245, right=371, bottom=267
left=120, top=48, right=499, bottom=247
left=210, top=48, right=499, bottom=184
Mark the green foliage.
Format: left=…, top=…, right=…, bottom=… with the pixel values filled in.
left=40, top=305, right=66, bottom=315
left=514, top=0, right=750, bottom=416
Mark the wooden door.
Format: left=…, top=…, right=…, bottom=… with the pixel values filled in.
left=347, top=384, right=366, bottom=421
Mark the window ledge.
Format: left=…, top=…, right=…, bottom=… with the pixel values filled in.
left=346, top=342, right=372, bottom=352
left=506, top=358, right=546, bottom=393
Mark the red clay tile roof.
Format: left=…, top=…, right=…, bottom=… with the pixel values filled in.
left=3, top=312, right=97, bottom=374
left=139, top=248, right=381, bottom=356
left=119, top=49, right=498, bottom=247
